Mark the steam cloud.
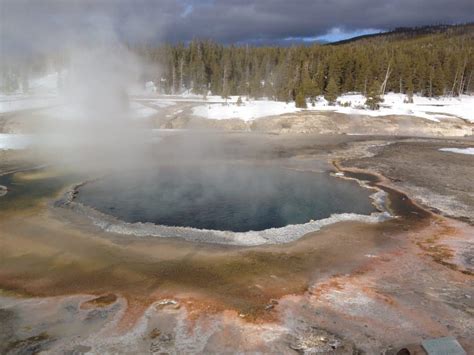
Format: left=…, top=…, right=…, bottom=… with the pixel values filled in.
left=19, top=19, right=165, bottom=173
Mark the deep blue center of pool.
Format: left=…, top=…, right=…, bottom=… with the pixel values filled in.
left=76, top=165, right=376, bottom=232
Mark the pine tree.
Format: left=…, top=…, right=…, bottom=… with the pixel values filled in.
left=299, top=61, right=319, bottom=99
left=104, top=24, right=474, bottom=100
left=324, top=77, right=339, bottom=105
left=365, top=80, right=383, bottom=110
left=295, top=92, right=307, bottom=108
left=354, top=51, right=370, bottom=94
left=431, top=63, right=446, bottom=96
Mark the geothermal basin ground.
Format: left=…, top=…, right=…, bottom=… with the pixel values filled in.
left=0, top=103, right=473, bottom=354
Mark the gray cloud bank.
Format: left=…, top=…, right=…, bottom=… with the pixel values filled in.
left=1, top=0, right=473, bottom=55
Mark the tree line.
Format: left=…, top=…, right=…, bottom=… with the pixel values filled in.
left=2, top=24, right=473, bottom=108
left=135, top=25, right=473, bottom=107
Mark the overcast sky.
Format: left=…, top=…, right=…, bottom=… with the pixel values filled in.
left=1, top=0, right=473, bottom=54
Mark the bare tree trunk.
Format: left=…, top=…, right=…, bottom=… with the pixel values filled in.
left=459, top=77, right=465, bottom=96
left=245, top=45, right=250, bottom=97
left=290, top=65, right=300, bottom=101
left=451, top=70, right=458, bottom=97
left=429, top=69, right=433, bottom=97
left=245, top=64, right=250, bottom=97
left=222, top=65, right=228, bottom=103
left=380, top=63, right=391, bottom=96
left=457, top=58, right=468, bottom=96
left=171, top=64, right=176, bottom=95
left=179, top=58, right=184, bottom=94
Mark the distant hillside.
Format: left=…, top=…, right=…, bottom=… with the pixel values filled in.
left=330, top=23, right=474, bottom=45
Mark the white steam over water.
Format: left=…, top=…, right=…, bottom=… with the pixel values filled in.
left=30, top=45, right=159, bottom=172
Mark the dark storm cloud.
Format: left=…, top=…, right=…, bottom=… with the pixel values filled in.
left=0, top=0, right=184, bottom=56
left=1, top=0, right=473, bottom=54
left=173, top=0, right=474, bottom=43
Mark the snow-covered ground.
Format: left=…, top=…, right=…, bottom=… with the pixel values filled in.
left=1, top=72, right=473, bottom=123
left=332, top=93, right=474, bottom=122
left=0, top=72, right=169, bottom=120
left=191, top=93, right=474, bottom=122
left=0, top=134, right=33, bottom=150
left=0, top=95, right=168, bottom=121
left=128, top=102, right=161, bottom=119
left=28, top=72, right=63, bottom=95
left=0, top=72, right=62, bottom=114
left=144, top=100, right=176, bottom=109
left=37, top=101, right=164, bottom=120
left=193, top=100, right=301, bottom=121
left=439, top=147, right=474, bottom=155
left=0, top=95, right=59, bottom=114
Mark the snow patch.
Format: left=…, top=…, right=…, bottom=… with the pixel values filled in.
left=193, top=100, right=301, bottom=121
left=145, top=100, right=176, bottom=109
left=0, top=134, right=33, bottom=150
left=191, top=93, right=474, bottom=122
left=29, top=72, right=61, bottom=95
left=439, top=147, right=474, bottom=155
left=0, top=96, right=58, bottom=114
left=334, top=93, right=474, bottom=122
left=145, top=81, right=157, bottom=93
left=128, top=102, right=158, bottom=119
left=4, top=72, right=473, bottom=124
left=37, top=101, right=161, bottom=120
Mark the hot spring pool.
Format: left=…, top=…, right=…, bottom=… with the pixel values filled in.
left=75, top=164, right=378, bottom=233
